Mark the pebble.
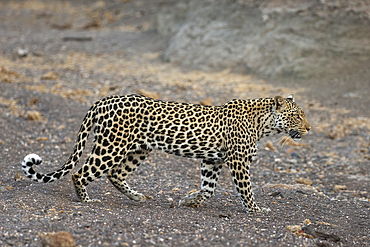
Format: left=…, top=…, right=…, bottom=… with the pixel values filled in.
left=290, top=169, right=297, bottom=173
left=296, top=178, right=313, bottom=186
left=334, top=185, right=347, bottom=191
left=290, top=152, right=301, bottom=159
left=17, top=48, right=29, bottom=57
left=287, top=159, right=297, bottom=164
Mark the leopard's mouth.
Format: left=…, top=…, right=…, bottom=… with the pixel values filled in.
left=289, top=129, right=301, bottom=140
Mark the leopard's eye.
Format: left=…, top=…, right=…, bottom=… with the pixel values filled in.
left=295, top=114, right=301, bottom=120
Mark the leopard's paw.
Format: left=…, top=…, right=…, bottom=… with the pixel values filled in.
left=247, top=206, right=271, bottom=213
left=86, top=199, right=101, bottom=203
left=127, top=192, right=147, bottom=202
left=179, top=191, right=203, bottom=207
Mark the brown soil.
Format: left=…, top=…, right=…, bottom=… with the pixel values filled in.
left=0, top=1, right=369, bottom=246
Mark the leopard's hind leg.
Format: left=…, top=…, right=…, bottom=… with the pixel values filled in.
left=107, top=149, right=151, bottom=202
left=72, top=143, right=125, bottom=202
left=179, top=159, right=223, bottom=207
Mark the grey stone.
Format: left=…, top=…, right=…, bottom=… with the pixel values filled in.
left=155, top=0, right=370, bottom=78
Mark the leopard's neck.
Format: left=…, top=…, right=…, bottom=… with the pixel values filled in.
left=222, top=98, right=277, bottom=140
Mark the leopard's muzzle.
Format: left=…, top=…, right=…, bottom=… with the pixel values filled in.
left=289, top=129, right=301, bottom=140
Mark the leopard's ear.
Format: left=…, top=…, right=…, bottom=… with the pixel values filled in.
left=287, top=94, right=294, bottom=102
left=274, top=95, right=287, bottom=112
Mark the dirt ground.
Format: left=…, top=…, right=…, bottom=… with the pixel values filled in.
left=0, top=1, right=369, bottom=246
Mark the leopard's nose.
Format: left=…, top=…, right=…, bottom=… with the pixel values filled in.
left=306, top=126, right=311, bottom=132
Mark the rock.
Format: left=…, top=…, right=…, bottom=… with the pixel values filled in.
left=287, top=159, right=297, bottom=164
left=303, top=219, right=311, bottom=225
left=172, top=188, right=180, bottom=192
left=17, top=48, right=28, bottom=58
left=289, top=168, right=297, bottom=173
left=26, top=111, right=43, bottom=121
left=36, top=137, right=48, bottom=142
left=301, top=225, right=340, bottom=242
left=296, top=178, right=313, bottom=186
left=14, top=173, right=22, bottom=181
left=6, top=185, right=14, bottom=190
left=155, top=0, right=370, bottom=78
left=334, top=185, right=347, bottom=191
left=286, top=225, right=314, bottom=239
left=40, top=231, right=76, bottom=247
left=287, top=225, right=302, bottom=234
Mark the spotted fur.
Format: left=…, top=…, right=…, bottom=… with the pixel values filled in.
left=21, top=94, right=310, bottom=212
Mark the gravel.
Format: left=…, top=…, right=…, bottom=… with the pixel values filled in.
left=0, top=0, right=369, bottom=246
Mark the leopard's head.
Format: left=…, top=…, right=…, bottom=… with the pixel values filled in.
left=273, top=95, right=311, bottom=141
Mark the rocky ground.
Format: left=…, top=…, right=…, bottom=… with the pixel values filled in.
left=0, top=0, right=369, bottom=246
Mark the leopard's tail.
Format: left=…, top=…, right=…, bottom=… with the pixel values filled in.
left=21, top=103, right=98, bottom=183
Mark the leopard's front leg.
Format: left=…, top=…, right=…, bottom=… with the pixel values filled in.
left=179, top=159, right=223, bottom=207
left=226, top=147, right=270, bottom=213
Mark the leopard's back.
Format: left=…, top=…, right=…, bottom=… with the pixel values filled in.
left=93, top=94, right=226, bottom=160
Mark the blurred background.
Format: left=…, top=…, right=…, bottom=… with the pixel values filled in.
left=1, top=0, right=369, bottom=110
left=0, top=1, right=369, bottom=246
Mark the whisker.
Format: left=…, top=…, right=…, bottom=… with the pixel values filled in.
left=273, top=135, right=286, bottom=144
left=278, top=134, right=290, bottom=147
left=281, top=136, right=289, bottom=147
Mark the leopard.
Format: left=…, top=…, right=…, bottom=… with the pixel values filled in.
left=21, top=94, right=310, bottom=213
